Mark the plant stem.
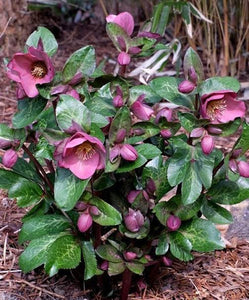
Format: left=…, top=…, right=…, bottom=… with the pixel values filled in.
left=120, top=65, right=126, bottom=77
left=120, top=268, right=132, bottom=300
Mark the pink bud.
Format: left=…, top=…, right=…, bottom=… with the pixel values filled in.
left=142, top=190, right=150, bottom=201
left=166, top=215, right=181, bottom=231
left=138, top=31, right=161, bottom=39
left=131, top=97, right=154, bottom=121
left=162, top=256, right=172, bottom=267
left=178, top=80, right=196, bottom=93
left=75, top=201, right=89, bottom=211
left=231, top=148, right=242, bottom=159
left=115, top=129, right=126, bottom=143
left=128, top=47, right=141, bottom=54
left=160, top=129, right=172, bottom=138
left=66, top=88, right=80, bottom=100
left=90, top=206, right=100, bottom=216
left=146, top=178, right=156, bottom=195
left=100, top=261, right=109, bottom=271
left=155, top=108, right=173, bottom=123
left=190, top=127, right=205, bottom=138
left=68, top=72, right=83, bottom=85
left=207, top=127, right=223, bottom=135
left=137, top=279, right=147, bottom=291
left=123, top=251, right=137, bottom=261
left=229, top=159, right=238, bottom=173
left=201, top=135, right=215, bottom=155
left=127, top=190, right=140, bottom=204
left=120, top=144, right=138, bottom=161
left=131, top=128, right=145, bottom=136
left=2, top=149, right=18, bottom=168
left=117, top=52, right=131, bottom=66
left=77, top=213, right=93, bottom=232
left=238, top=161, right=249, bottom=178
left=109, top=145, right=121, bottom=162
left=124, top=209, right=145, bottom=232
left=188, top=67, right=198, bottom=85
left=113, top=95, right=124, bottom=108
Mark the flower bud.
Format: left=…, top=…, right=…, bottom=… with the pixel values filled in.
left=124, top=209, right=145, bottom=232
left=162, top=256, right=172, bottom=267
left=115, top=129, right=126, bottom=143
left=178, top=80, right=196, bottom=93
left=238, top=161, right=249, bottom=178
left=207, top=127, right=223, bottom=135
left=113, top=95, right=123, bottom=108
left=123, top=251, right=137, bottom=261
left=146, top=178, right=156, bottom=195
left=100, top=261, right=109, bottom=271
left=188, top=67, right=198, bottom=85
left=120, top=144, right=138, bottom=161
left=128, top=47, right=141, bottom=54
left=117, top=52, right=131, bottom=66
left=190, top=127, right=205, bottom=138
left=137, top=279, right=147, bottom=291
left=90, top=206, right=100, bottom=216
left=131, top=96, right=154, bottom=121
left=77, top=213, right=93, bottom=232
left=2, top=149, right=18, bottom=168
left=166, top=215, right=181, bottom=231
left=160, top=129, right=172, bottom=138
left=127, top=190, right=140, bottom=204
left=201, top=135, right=215, bottom=155
left=229, top=159, right=238, bottom=173
left=138, top=31, right=161, bottom=39
left=75, top=201, right=88, bottom=211
left=231, top=148, right=242, bottom=159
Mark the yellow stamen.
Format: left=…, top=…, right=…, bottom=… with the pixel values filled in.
left=206, top=99, right=226, bottom=120
left=76, top=142, right=96, bottom=160
left=31, top=61, right=48, bottom=78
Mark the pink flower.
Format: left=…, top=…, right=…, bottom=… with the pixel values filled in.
left=190, top=127, right=205, bottom=138
left=117, top=52, right=131, bottom=66
left=162, top=257, right=172, bottom=267
left=77, top=212, right=93, bottom=232
left=200, top=90, right=246, bottom=124
left=7, top=46, right=55, bottom=98
left=188, top=67, right=198, bottom=85
left=201, top=135, right=215, bottom=155
left=155, top=108, right=173, bottom=123
left=54, top=132, right=106, bottom=180
left=238, top=161, right=249, bottom=178
left=123, top=251, right=137, bottom=261
left=2, top=149, right=18, bottom=168
left=124, top=208, right=145, bottom=232
left=166, top=215, right=181, bottom=231
left=110, top=144, right=138, bottom=162
left=160, top=129, right=172, bottom=138
left=113, top=95, right=123, bottom=108
left=51, top=85, right=80, bottom=100
left=131, top=95, right=154, bottom=121
left=178, top=80, right=196, bottom=93
left=127, top=190, right=141, bottom=204
left=106, top=12, right=134, bottom=36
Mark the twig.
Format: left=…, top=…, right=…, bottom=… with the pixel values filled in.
left=99, top=0, right=108, bottom=17
left=0, top=17, right=12, bottom=40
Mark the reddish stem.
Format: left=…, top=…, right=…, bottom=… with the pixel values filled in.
left=121, top=268, right=132, bottom=300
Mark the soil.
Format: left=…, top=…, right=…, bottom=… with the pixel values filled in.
left=0, top=5, right=249, bottom=300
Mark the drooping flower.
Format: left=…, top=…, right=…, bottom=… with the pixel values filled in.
left=124, top=208, right=145, bottom=232
left=155, top=107, right=173, bottom=123
left=131, top=95, right=154, bottom=121
left=200, top=90, right=246, bottom=124
left=201, top=135, right=215, bottom=155
left=77, top=212, right=93, bottom=232
left=2, top=149, right=18, bottom=168
left=166, top=215, right=181, bottom=231
left=238, top=161, right=249, bottom=178
left=106, top=12, right=134, bottom=36
left=178, top=80, right=196, bottom=93
left=54, top=132, right=106, bottom=179
left=7, top=46, right=55, bottom=98
left=110, top=144, right=138, bottom=162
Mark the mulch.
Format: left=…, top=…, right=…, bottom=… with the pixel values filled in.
left=0, top=13, right=249, bottom=300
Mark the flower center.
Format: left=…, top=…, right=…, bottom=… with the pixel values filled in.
left=76, top=142, right=96, bottom=160
left=31, top=61, right=48, bottom=78
left=206, top=99, right=227, bottom=120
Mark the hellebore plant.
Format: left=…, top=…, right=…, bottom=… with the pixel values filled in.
left=1, top=17, right=249, bottom=300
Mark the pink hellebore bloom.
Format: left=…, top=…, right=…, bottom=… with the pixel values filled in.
left=2, top=149, right=18, bottom=168
left=110, top=144, right=138, bottom=162
left=77, top=212, right=93, bottom=232
left=106, top=12, right=134, bottom=36
left=117, top=52, right=131, bottom=66
left=237, top=161, right=249, bottom=178
left=155, top=108, right=173, bottom=123
left=124, top=208, right=145, bottom=232
left=201, top=135, right=215, bottom=155
left=54, top=132, right=106, bottom=180
left=200, top=90, right=246, bottom=124
left=7, top=46, right=55, bottom=98
left=131, top=95, right=154, bottom=121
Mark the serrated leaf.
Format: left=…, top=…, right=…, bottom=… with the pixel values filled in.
left=63, top=46, right=96, bottom=82
left=169, top=231, right=193, bottom=261
left=26, top=26, right=58, bottom=56
left=96, top=245, right=122, bottom=263
left=19, top=233, right=64, bottom=273
left=45, top=235, right=81, bottom=276
left=180, top=219, right=224, bottom=251
left=12, top=97, right=47, bottom=129
left=150, top=77, right=194, bottom=109
left=56, top=94, right=91, bottom=131
left=19, top=215, right=71, bottom=244
left=183, top=47, right=204, bottom=81
left=82, top=241, right=97, bottom=280
left=201, top=201, right=233, bottom=224
left=54, top=168, right=89, bottom=211
left=199, top=77, right=240, bottom=97
left=8, top=178, right=43, bottom=207
left=135, top=144, right=161, bottom=159
left=126, top=261, right=145, bottom=275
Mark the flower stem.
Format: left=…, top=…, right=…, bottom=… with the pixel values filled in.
left=121, top=268, right=132, bottom=300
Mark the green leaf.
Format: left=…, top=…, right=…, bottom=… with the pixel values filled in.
left=169, top=231, right=193, bottom=261
left=26, top=26, right=58, bottom=56
left=150, top=77, right=194, bottom=109
left=93, top=173, right=116, bottom=191
left=19, top=233, right=64, bottom=273
left=183, top=47, right=204, bottom=82
left=180, top=219, right=224, bottom=252
left=88, top=196, right=122, bottom=226
left=234, top=122, right=249, bottom=154
left=126, top=261, right=145, bottom=275
left=153, top=202, right=172, bottom=225
left=108, top=106, right=131, bottom=144
left=22, top=200, right=50, bottom=222
left=12, top=158, right=41, bottom=183
left=201, top=201, right=233, bottom=224
left=116, top=153, right=147, bottom=173
left=45, top=234, right=81, bottom=276
left=12, top=97, right=48, bottom=129
left=82, top=241, right=97, bottom=280
left=216, top=118, right=241, bottom=137
left=54, top=168, right=89, bottom=211
left=19, top=215, right=71, bottom=244
left=151, top=2, right=171, bottom=35
left=96, top=245, right=122, bottom=263
left=176, top=198, right=202, bottom=221
left=56, top=95, right=91, bottom=131
left=0, top=124, right=25, bottom=145
left=106, top=23, right=131, bottom=52
left=127, top=122, right=160, bottom=144
left=108, top=262, right=125, bottom=276
left=199, top=77, right=240, bottom=97
left=0, top=169, right=27, bottom=190
left=63, top=46, right=96, bottom=82
left=129, top=85, right=161, bottom=104
left=178, top=112, right=208, bottom=132
left=8, top=178, right=43, bottom=207
left=135, top=144, right=161, bottom=159
left=156, top=233, right=169, bottom=255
